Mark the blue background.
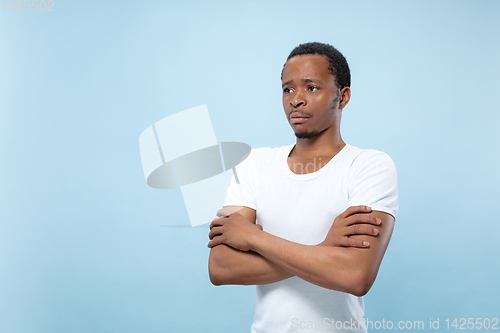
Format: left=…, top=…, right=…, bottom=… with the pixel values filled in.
left=1, top=0, right=499, bottom=332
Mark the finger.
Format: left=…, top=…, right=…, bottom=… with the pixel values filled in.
left=344, top=213, right=381, bottom=226
left=339, top=205, right=372, bottom=219
left=208, top=235, right=224, bottom=248
left=208, top=226, right=224, bottom=240
left=344, top=224, right=380, bottom=237
left=210, top=217, right=226, bottom=230
left=338, top=237, right=370, bottom=248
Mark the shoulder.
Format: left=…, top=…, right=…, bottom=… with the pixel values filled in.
left=345, top=146, right=397, bottom=179
left=346, top=145, right=396, bottom=168
left=345, top=146, right=399, bottom=218
left=249, top=144, right=293, bottom=158
left=243, top=144, right=293, bottom=165
left=235, top=144, right=293, bottom=173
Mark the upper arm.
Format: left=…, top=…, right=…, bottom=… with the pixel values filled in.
left=344, top=151, right=398, bottom=294
left=344, top=210, right=395, bottom=295
left=348, top=150, right=398, bottom=221
left=220, top=206, right=256, bottom=223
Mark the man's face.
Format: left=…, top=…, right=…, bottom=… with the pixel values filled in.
left=281, top=54, right=341, bottom=139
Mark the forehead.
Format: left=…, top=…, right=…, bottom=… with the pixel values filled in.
left=282, top=54, right=333, bottom=82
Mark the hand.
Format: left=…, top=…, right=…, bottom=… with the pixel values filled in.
left=208, top=212, right=263, bottom=251
left=215, top=207, right=248, bottom=219
left=320, top=206, right=381, bottom=248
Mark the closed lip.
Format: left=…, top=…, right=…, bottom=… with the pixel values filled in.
left=290, top=113, right=310, bottom=124
left=290, top=112, right=310, bottom=119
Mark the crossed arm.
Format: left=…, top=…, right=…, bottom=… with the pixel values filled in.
left=208, top=205, right=394, bottom=297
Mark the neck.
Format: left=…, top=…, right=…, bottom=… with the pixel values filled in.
left=292, top=128, right=345, bottom=159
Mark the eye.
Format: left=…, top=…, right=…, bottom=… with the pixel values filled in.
left=308, top=86, right=319, bottom=91
left=283, top=87, right=293, bottom=94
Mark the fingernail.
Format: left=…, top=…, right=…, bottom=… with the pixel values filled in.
left=363, top=241, right=369, bottom=247
left=373, top=229, right=379, bottom=235
left=376, top=218, right=381, bottom=224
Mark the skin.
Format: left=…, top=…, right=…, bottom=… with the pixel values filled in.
left=207, top=54, right=395, bottom=296
left=283, top=54, right=350, bottom=169
left=208, top=205, right=386, bottom=290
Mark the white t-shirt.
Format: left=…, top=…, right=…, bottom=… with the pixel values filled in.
left=223, top=143, right=398, bottom=333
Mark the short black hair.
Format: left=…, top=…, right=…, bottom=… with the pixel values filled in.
left=282, top=42, right=351, bottom=89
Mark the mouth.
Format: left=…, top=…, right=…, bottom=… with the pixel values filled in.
left=289, top=112, right=310, bottom=124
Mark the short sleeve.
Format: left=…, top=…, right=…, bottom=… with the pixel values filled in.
left=348, top=150, right=398, bottom=219
left=222, top=149, right=259, bottom=210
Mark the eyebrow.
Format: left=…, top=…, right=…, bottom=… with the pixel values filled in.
left=282, top=78, right=322, bottom=87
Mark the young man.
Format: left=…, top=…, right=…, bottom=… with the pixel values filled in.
left=208, top=42, right=398, bottom=333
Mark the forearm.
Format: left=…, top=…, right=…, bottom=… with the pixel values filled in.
left=208, top=244, right=293, bottom=286
left=249, top=232, right=376, bottom=296
left=243, top=211, right=394, bottom=296
left=209, top=207, right=393, bottom=294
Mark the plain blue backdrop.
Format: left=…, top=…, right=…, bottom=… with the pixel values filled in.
left=1, top=1, right=499, bottom=332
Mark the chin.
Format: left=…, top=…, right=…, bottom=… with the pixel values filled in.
left=294, top=130, right=319, bottom=139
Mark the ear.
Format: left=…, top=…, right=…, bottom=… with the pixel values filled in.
left=338, top=87, right=351, bottom=110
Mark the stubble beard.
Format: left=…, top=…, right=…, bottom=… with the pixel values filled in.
left=294, top=129, right=320, bottom=139
left=291, top=104, right=338, bottom=140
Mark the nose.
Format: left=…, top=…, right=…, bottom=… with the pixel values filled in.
left=291, top=89, right=306, bottom=108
